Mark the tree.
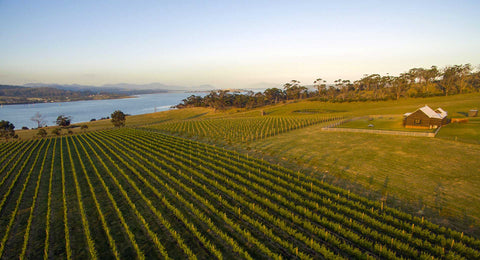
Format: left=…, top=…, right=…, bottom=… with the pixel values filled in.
left=264, top=88, right=284, bottom=104
left=177, top=95, right=205, bottom=108
left=111, top=110, right=126, bottom=127
left=31, top=112, right=46, bottom=128
left=0, top=120, right=16, bottom=141
left=204, top=90, right=230, bottom=111
left=313, top=78, right=327, bottom=97
left=56, top=115, right=71, bottom=127
left=283, top=80, right=307, bottom=100
left=391, top=74, right=408, bottom=100
left=37, top=128, right=48, bottom=138
left=51, top=127, right=62, bottom=136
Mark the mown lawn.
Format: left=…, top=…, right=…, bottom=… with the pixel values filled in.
left=262, top=93, right=480, bottom=117
left=249, top=122, right=480, bottom=230
left=437, top=117, right=480, bottom=144
left=337, top=115, right=436, bottom=132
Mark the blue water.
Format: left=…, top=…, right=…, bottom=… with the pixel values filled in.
left=0, top=92, right=203, bottom=129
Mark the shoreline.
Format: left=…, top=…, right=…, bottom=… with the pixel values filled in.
left=0, top=91, right=198, bottom=129
left=0, top=90, right=191, bottom=106
left=0, top=94, right=136, bottom=106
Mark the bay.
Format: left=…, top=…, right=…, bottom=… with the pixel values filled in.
left=0, top=92, right=203, bottom=129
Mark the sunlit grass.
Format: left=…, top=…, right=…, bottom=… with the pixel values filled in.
left=249, top=123, right=480, bottom=229
left=437, top=117, right=480, bottom=144
left=338, top=116, right=436, bottom=132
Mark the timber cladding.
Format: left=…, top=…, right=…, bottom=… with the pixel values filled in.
left=403, top=110, right=447, bottom=129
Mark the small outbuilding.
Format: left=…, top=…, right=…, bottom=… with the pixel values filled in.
left=403, top=105, right=449, bottom=129
left=468, top=109, right=478, bottom=117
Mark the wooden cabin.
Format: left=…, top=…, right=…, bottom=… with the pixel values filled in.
left=403, top=105, right=449, bottom=129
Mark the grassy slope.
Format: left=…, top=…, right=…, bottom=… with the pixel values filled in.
left=244, top=94, right=480, bottom=229
left=10, top=93, right=480, bottom=231
left=250, top=124, right=480, bottom=225
left=143, top=94, right=480, bottom=227
left=337, top=116, right=436, bottom=132
left=437, top=117, right=480, bottom=144
left=157, top=93, right=479, bottom=229
left=14, top=107, right=212, bottom=140
left=263, top=93, right=479, bottom=117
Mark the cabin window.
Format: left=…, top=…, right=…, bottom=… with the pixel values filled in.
left=414, top=119, right=421, bottom=124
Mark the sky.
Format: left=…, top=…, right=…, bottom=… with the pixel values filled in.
left=1, top=0, right=479, bottom=89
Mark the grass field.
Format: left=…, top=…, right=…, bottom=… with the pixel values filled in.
left=437, top=117, right=480, bottom=144
left=337, top=116, right=436, bottom=132
left=261, top=93, right=480, bottom=118
left=1, top=129, right=480, bottom=259
left=248, top=123, right=480, bottom=228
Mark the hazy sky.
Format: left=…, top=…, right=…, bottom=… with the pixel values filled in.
left=1, top=0, right=479, bottom=88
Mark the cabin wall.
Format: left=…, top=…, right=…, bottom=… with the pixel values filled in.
left=404, top=108, right=449, bottom=129
left=404, top=110, right=448, bottom=129
left=404, top=110, right=431, bottom=129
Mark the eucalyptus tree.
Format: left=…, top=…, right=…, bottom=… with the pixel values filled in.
left=55, top=115, right=71, bottom=127
left=440, top=65, right=472, bottom=96
left=37, top=128, right=47, bottom=138
left=391, top=73, right=409, bottom=100
left=313, top=78, right=327, bottom=97
left=283, top=80, right=306, bottom=100
left=0, top=120, right=16, bottom=141
left=264, top=88, right=284, bottom=104
left=111, top=110, right=126, bottom=127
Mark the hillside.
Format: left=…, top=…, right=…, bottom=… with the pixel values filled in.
left=139, top=93, right=480, bottom=234
left=1, top=129, right=480, bottom=259
left=0, top=85, right=128, bottom=105
left=18, top=92, right=474, bottom=233
left=2, top=93, right=480, bottom=259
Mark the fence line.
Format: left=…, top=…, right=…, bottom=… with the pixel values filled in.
left=322, top=117, right=364, bottom=128
left=321, top=116, right=441, bottom=137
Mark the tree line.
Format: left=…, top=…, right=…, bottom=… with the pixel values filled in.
left=176, top=64, right=480, bottom=110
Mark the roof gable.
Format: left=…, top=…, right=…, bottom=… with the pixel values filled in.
left=435, top=108, right=448, bottom=118
left=419, top=105, right=441, bottom=119
left=407, top=105, right=447, bottom=119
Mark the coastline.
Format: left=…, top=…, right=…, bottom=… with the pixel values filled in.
left=0, top=91, right=199, bottom=129
left=0, top=94, right=136, bottom=106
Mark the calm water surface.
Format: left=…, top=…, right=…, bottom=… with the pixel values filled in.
left=0, top=92, right=202, bottom=129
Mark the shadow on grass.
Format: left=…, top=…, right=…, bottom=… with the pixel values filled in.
left=186, top=112, right=208, bottom=120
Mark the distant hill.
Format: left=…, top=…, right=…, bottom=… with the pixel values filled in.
left=0, top=84, right=127, bottom=105
left=0, top=82, right=223, bottom=105
left=22, top=82, right=218, bottom=94
left=23, top=83, right=174, bottom=95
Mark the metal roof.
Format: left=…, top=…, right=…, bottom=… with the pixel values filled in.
left=435, top=107, right=448, bottom=118
left=417, top=105, right=447, bottom=119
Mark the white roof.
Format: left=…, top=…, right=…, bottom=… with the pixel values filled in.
left=417, top=105, right=447, bottom=119
left=435, top=108, right=448, bottom=118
